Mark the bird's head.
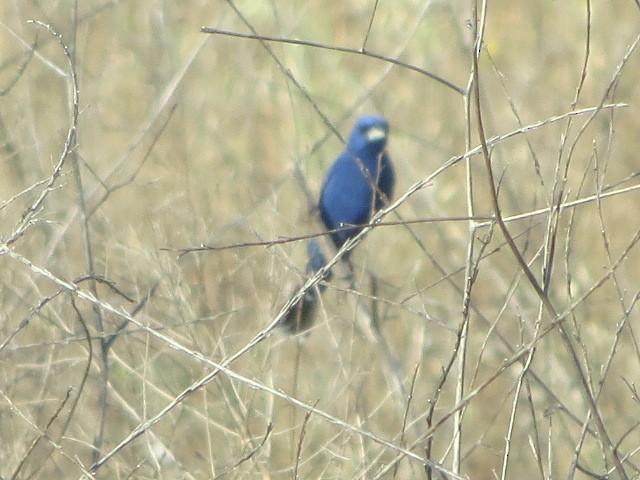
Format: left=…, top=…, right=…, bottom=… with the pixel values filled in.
left=348, top=115, right=389, bottom=153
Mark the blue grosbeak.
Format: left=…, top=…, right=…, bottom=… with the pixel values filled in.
left=319, top=115, right=395, bottom=255
left=279, top=116, right=394, bottom=334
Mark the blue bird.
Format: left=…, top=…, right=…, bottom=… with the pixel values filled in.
left=319, top=116, right=395, bottom=256
left=278, top=238, right=330, bottom=334
left=278, top=116, right=393, bottom=335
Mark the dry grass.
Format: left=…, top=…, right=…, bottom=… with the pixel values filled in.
left=1, top=0, right=640, bottom=479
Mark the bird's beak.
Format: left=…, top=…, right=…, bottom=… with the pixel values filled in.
left=366, top=126, right=387, bottom=142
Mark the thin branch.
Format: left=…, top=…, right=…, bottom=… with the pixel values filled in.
left=200, top=27, right=466, bottom=95
left=9, top=21, right=79, bottom=246
left=212, top=423, right=273, bottom=480
left=471, top=5, right=631, bottom=477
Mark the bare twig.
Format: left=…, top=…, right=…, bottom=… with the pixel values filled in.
left=200, top=27, right=466, bottom=96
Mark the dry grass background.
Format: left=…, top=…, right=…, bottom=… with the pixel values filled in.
left=1, top=0, right=640, bottom=479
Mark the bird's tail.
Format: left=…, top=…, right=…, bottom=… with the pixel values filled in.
left=305, top=237, right=331, bottom=283
left=278, top=238, right=329, bottom=334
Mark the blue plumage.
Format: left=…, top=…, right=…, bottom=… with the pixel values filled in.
left=306, top=237, right=329, bottom=277
left=279, top=238, right=328, bottom=334
left=278, top=116, right=394, bottom=335
left=319, top=116, right=395, bottom=254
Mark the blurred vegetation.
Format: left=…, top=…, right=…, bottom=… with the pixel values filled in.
left=1, top=1, right=640, bottom=479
